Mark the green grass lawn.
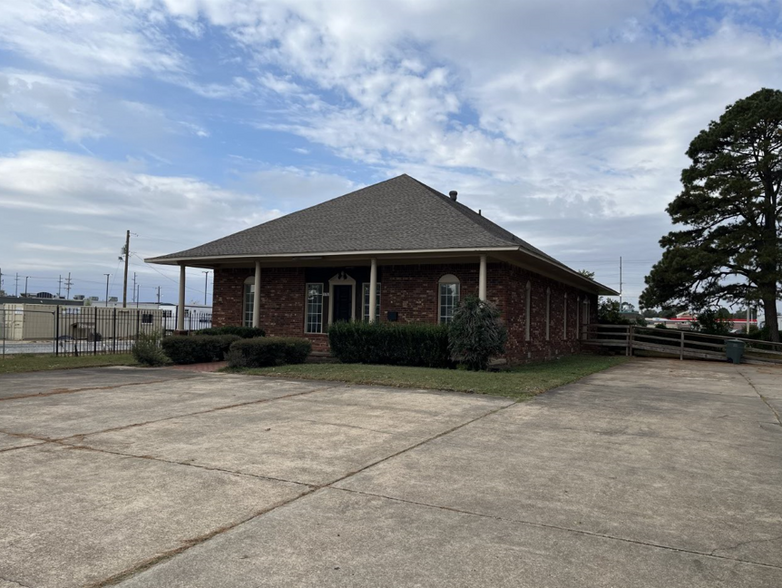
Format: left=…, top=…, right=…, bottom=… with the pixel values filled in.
left=237, top=354, right=629, bottom=400
left=0, top=354, right=138, bottom=375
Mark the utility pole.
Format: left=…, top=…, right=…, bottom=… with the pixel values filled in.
left=122, top=230, right=130, bottom=308
left=24, top=276, right=29, bottom=297
left=64, top=273, right=72, bottom=299
left=104, top=274, right=111, bottom=307
left=14, top=273, right=19, bottom=297
left=136, top=284, right=140, bottom=308
left=747, top=304, right=751, bottom=334
left=202, top=271, right=209, bottom=305
left=619, top=256, right=623, bottom=309
left=132, top=272, right=137, bottom=304
left=156, top=286, right=161, bottom=304
left=58, top=275, right=62, bottom=298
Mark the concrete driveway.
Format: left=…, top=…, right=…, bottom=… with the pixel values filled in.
left=0, top=359, right=780, bottom=588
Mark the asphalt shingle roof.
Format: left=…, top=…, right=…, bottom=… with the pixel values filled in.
left=152, top=174, right=551, bottom=260
left=149, top=174, right=616, bottom=294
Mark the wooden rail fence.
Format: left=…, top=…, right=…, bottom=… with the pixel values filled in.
left=584, top=324, right=782, bottom=365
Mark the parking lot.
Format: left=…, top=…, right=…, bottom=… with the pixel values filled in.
left=0, top=359, right=780, bottom=587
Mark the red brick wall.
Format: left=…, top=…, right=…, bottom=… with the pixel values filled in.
left=212, top=262, right=598, bottom=363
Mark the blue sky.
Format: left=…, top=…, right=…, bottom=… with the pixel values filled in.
left=1, top=0, right=781, bottom=307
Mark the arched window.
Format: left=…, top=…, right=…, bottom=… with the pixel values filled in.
left=243, top=276, right=255, bottom=327
left=525, top=281, right=531, bottom=341
left=438, top=274, right=460, bottom=324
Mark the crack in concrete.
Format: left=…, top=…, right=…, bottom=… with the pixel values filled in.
left=737, top=368, right=782, bottom=427
left=0, top=574, right=34, bottom=588
left=710, top=534, right=782, bottom=557
left=333, top=486, right=782, bottom=571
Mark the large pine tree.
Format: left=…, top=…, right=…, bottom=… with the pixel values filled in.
left=641, top=89, right=782, bottom=341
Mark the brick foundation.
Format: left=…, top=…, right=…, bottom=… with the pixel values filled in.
left=213, top=261, right=598, bottom=364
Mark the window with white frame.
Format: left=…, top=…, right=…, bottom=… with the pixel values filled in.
left=305, top=283, right=324, bottom=333
left=243, top=277, right=254, bottom=327
left=438, top=274, right=460, bottom=324
left=362, top=282, right=381, bottom=321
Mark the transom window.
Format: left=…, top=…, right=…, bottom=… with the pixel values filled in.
left=362, top=282, right=381, bottom=321
left=306, top=283, right=324, bottom=333
left=243, top=277, right=254, bottom=327
left=438, top=274, right=460, bottom=324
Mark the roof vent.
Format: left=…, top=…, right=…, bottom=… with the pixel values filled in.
left=449, top=190, right=458, bottom=201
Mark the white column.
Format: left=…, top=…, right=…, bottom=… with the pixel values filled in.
left=177, top=264, right=186, bottom=331
left=369, top=258, right=378, bottom=322
left=252, top=261, right=261, bottom=328
left=478, top=255, right=487, bottom=301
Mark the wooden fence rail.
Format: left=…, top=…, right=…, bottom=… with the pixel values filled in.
left=583, top=324, right=782, bottom=365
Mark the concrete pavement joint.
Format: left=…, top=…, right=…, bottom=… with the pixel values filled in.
left=88, top=397, right=517, bottom=586
left=86, top=487, right=320, bottom=588
left=54, top=439, right=314, bottom=489
left=333, top=486, right=782, bottom=571
left=0, top=377, right=198, bottom=402
left=0, top=383, right=342, bottom=445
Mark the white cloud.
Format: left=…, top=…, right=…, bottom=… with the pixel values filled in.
left=0, top=0, right=185, bottom=78
left=0, top=71, right=104, bottom=141
left=0, top=150, right=360, bottom=299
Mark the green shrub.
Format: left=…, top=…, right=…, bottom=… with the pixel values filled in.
left=132, top=331, right=170, bottom=367
left=328, top=321, right=451, bottom=367
left=448, top=295, right=508, bottom=371
left=194, top=326, right=266, bottom=338
left=227, top=337, right=312, bottom=368
left=161, top=334, right=240, bottom=364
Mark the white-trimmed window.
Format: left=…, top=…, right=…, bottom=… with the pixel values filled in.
left=362, top=282, right=381, bottom=321
left=243, top=277, right=254, bottom=327
left=438, top=274, right=460, bottom=324
left=306, top=283, right=324, bottom=333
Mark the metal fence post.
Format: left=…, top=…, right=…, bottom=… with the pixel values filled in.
left=680, top=331, right=684, bottom=361
left=93, top=306, right=98, bottom=356
left=112, top=308, right=117, bottom=354
left=55, top=306, right=60, bottom=357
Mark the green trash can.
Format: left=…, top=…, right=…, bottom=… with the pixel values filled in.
left=726, top=339, right=745, bottom=364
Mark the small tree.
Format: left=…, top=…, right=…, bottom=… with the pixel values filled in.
left=694, top=308, right=733, bottom=336
left=448, top=295, right=507, bottom=371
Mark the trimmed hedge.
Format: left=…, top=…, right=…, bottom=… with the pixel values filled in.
left=328, top=321, right=451, bottom=368
left=194, top=326, right=266, bottom=338
left=227, top=337, right=312, bottom=368
left=161, top=334, right=240, bottom=364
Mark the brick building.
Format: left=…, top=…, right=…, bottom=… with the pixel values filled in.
left=148, top=175, right=615, bottom=363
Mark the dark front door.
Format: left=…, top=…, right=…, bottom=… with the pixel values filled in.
left=333, top=285, right=353, bottom=322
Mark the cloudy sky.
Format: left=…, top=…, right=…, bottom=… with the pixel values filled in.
left=1, top=0, right=781, bottom=306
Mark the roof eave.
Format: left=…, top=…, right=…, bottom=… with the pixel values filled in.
left=144, top=245, right=521, bottom=266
